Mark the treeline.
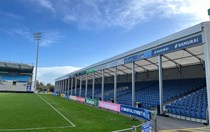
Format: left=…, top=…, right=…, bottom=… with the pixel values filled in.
left=36, top=81, right=54, bottom=92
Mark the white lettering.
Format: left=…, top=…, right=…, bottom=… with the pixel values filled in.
left=175, top=38, right=199, bottom=49
left=154, top=47, right=169, bottom=54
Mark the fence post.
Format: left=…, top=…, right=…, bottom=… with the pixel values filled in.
left=132, top=126, right=136, bottom=132
left=151, top=111, right=157, bottom=132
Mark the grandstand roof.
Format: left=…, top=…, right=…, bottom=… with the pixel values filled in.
left=56, top=21, right=210, bottom=81
left=0, top=62, right=33, bottom=74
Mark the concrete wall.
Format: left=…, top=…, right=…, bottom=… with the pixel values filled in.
left=0, top=81, right=28, bottom=91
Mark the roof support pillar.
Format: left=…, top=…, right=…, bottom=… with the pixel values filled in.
left=61, top=80, right=64, bottom=94
left=68, top=78, right=70, bottom=97
left=132, top=62, right=136, bottom=107
left=79, top=76, right=82, bottom=97
left=75, top=78, right=77, bottom=96
left=57, top=81, right=59, bottom=93
left=65, top=79, right=67, bottom=96
left=61, top=80, right=62, bottom=93
left=65, top=80, right=66, bottom=94
left=85, top=74, right=88, bottom=98
left=101, top=69, right=104, bottom=101
left=61, top=81, right=62, bottom=93
left=57, top=82, right=59, bottom=92
left=92, top=72, right=95, bottom=99
left=59, top=81, right=60, bottom=93
left=63, top=80, right=65, bottom=95
left=203, top=23, right=210, bottom=125
left=62, top=80, right=63, bottom=94
left=158, top=55, right=163, bottom=115
left=71, top=78, right=73, bottom=95
left=114, top=66, right=117, bottom=103
left=57, top=82, right=58, bottom=92
left=63, top=79, right=66, bottom=95
left=63, top=80, right=65, bottom=94
left=178, top=66, right=182, bottom=79
left=61, top=81, right=62, bottom=94
left=60, top=81, right=62, bottom=93
left=57, top=81, right=58, bottom=92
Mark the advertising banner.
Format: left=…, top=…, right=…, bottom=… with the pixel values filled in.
left=152, top=35, right=202, bottom=56
left=26, top=85, right=31, bottom=92
left=85, top=98, right=98, bottom=106
left=98, top=101, right=121, bottom=112
left=86, top=68, right=95, bottom=74
left=76, top=97, right=85, bottom=103
left=69, top=95, right=77, bottom=101
left=106, top=59, right=124, bottom=69
left=51, top=92, right=57, bottom=96
left=141, top=121, right=152, bottom=132
left=120, top=105, right=151, bottom=121
left=124, top=51, right=152, bottom=64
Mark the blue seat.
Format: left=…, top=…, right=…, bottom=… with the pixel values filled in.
left=167, top=87, right=207, bottom=119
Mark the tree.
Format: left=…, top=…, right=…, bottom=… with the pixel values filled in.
left=36, top=81, right=54, bottom=92
left=36, top=81, right=44, bottom=92
left=46, top=83, right=55, bottom=92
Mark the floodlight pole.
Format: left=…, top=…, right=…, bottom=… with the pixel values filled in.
left=34, top=32, right=41, bottom=91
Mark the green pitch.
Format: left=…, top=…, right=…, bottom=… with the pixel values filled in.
left=0, top=93, right=140, bottom=132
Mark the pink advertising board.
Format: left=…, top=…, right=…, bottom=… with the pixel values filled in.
left=98, top=101, right=120, bottom=112
left=76, top=97, right=85, bottom=103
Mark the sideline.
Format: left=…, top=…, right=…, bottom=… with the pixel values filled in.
left=112, top=124, right=142, bottom=132
left=0, top=126, right=74, bottom=132
left=36, top=94, right=76, bottom=127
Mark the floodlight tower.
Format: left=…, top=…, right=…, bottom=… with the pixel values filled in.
left=34, top=32, right=41, bottom=91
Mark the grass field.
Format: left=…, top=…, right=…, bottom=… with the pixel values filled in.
left=0, top=93, right=140, bottom=132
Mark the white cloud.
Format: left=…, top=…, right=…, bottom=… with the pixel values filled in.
left=36, top=66, right=80, bottom=85
left=5, top=28, right=62, bottom=47
left=5, top=27, right=33, bottom=41
left=40, top=31, right=62, bottom=47
left=30, top=0, right=210, bottom=29
left=0, top=10, right=24, bottom=19
left=32, top=0, right=55, bottom=13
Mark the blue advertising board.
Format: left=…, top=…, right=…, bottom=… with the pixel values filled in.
left=52, top=92, right=58, bottom=96
left=124, top=51, right=152, bottom=64
left=26, top=85, right=31, bottom=92
left=120, top=105, right=151, bottom=121
left=152, top=35, right=202, bottom=56
left=106, top=59, right=124, bottom=69
left=141, top=121, right=152, bottom=132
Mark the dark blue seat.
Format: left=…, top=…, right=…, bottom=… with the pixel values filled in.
left=167, top=86, right=207, bottom=119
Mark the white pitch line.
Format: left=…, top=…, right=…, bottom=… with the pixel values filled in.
left=112, top=127, right=133, bottom=132
left=0, top=126, right=74, bottom=132
left=36, top=94, right=76, bottom=127
left=112, top=124, right=142, bottom=132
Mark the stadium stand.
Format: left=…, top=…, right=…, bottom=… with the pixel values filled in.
left=55, top=22, right=210, bottom=124
left=0, top=62, right=33, bottom=92
left=1, top=74, right=31, bottom=82
left=166, top=87, right=207, bottom=121
left=79, top=78, right=206, bottom=111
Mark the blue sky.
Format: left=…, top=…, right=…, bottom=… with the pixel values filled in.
left=0, top=0, right=209, bottom=84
